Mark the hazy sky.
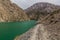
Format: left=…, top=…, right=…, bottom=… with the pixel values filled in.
left=11, top=0, right=60, bottom=9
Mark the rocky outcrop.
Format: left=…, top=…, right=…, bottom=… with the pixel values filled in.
left=0, top=0, right=29, bottom=22
left=25, top=2, right=60, bottom=20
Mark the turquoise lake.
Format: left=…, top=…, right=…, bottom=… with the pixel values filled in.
left=0, top=20, right=36, bottom=40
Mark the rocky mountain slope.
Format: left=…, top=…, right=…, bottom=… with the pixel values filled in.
left=16, top=2, right=60, bottom=40
left=0, top=0, right=29, bottom=22
left=25, top=2, right=60, bottom=20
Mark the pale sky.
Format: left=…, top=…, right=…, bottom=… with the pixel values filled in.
left=10, top=0, right=60, bottom=9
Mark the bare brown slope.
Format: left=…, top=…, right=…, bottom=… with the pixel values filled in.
left=0, top=0, right=29, bottom=22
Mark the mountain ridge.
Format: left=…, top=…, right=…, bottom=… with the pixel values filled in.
left=25, top=2, right=60, bottom=20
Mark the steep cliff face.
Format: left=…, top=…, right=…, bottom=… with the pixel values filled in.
left=25, top=2, right=60, bottom=20
left=0, top=0, right=29, bottom=22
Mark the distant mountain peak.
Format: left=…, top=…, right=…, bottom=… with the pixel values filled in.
left=25, top=2, right=60, bottom=20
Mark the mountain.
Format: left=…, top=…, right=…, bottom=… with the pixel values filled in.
left=25, top=2, right=60, bottom=20
left=0, top=0, right=29, bottom=22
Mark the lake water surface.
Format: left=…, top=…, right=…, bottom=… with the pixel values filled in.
left=0, top=20, right=36, bottom=40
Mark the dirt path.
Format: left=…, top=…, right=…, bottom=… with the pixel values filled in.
left=28, top=24, right=39, bottom=40
left=39, top=24, right=49, bottom=40
left=28, top=24, right=49, bottom=40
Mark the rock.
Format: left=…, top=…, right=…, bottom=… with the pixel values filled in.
left=0, top=0, right=29, bottom=22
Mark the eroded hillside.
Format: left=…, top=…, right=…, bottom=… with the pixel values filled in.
left=0, top=0, right=29, bottom=22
